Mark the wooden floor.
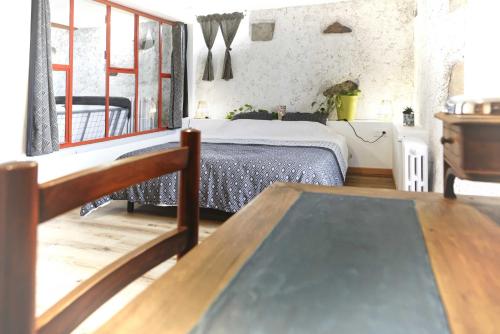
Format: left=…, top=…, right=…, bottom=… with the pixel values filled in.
left=345, top=174, right=395, bottom=189
left=37, top=175, right=394, bottom=333
left=37, top=203, right=221, bottom=334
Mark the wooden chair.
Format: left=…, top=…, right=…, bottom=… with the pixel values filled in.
left=0, top=129, right=201, bottom=334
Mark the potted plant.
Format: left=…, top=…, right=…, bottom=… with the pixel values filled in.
left=226, top=104, right=277, bottom=120
left=403, top=107, right=415, bottom=126
left=323, top=80, right=361, bottom=121
left=311, top=98, right=334, bottom=117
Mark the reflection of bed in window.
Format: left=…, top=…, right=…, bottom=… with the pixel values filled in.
left=56, top=96, right=132, bottom=143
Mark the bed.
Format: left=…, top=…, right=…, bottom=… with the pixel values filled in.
left=56, top=96, right=132, bottom=142
left=81, top=119, right=348, bottom=215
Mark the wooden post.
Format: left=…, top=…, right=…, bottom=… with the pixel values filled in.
left=0, top=162, right=39, bottom=334
left=443, top=161, right=457, bottom=199
left=177, top=129, right=201, bottom=258
left=127, top=201, right=135, bottom=213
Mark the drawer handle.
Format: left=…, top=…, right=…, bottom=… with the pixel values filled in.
left=441, top=137, right=454, bottom=145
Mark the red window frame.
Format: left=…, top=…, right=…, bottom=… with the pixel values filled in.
left=51, top=0, right=175, bottom=148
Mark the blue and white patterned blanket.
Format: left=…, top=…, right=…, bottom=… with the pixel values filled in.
left=81, top=140, right=345, bottom=215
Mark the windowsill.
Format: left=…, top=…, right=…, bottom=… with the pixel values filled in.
left=48, top=129, right=180, bottom=157
left=392, top=124, right=428, bottom=143
left=327, top=119, right=392, bottom=124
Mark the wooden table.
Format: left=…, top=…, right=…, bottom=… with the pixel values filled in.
left=97, top=183, right=500, bottom=334
left=435, top=112, right=500, bottom=199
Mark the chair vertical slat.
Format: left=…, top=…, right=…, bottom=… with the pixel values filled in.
left=0, top=162, right=39, bottom=334
left=177, top=129, right=201, bottom=257
left=1, top=129, right=201, bottom=334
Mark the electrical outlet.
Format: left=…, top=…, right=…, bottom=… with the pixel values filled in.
left=373, top=131, right=387, bottom=139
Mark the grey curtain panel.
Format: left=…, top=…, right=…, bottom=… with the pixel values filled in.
left=197, top=15, right=220, bottom=81
left=169, top=22, right=187, bottom=129
left=220, top=13, right=244, bottom=81
left=27, top=0, right=59, bottom=156
left=182, top=24, right=189, bottom=118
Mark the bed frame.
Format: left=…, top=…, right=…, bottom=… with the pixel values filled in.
left=0, top=129, right=200, bottom=334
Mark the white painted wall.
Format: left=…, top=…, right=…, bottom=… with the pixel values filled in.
left=465, top=0, right=500, bottom=97
left=415, top=0, right=500, bottom=196
left=456, top=0, right=500, bottom=197
left=0, top=1, right=31, bottom=162
left=194, top=0, right=415, bottom=121
left=327, top=121, right=393, bottom=169
left=414, top=0, right=465, bottom=192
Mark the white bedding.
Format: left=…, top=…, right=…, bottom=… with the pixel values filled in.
left=82, top=119, right=348, bottom=215
left=197, top=119, right=348, bottom=174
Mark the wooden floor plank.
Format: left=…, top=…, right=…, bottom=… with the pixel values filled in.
left=345, top=174, right=396, bottom=189
left=36, top=175, right=395, bottom=333
left=37, top=201, right=220, bottom=334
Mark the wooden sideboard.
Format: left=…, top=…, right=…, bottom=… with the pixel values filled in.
left=435, top=112, right=500, bottom=198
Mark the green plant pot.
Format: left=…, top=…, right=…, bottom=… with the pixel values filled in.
left=335, top=95, right=359, bottom=121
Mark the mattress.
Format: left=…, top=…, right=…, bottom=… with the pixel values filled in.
left=81, top=120, right=348, bottom=215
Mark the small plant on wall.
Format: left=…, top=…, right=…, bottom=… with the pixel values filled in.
left=403, top=107, right=415, bottom=126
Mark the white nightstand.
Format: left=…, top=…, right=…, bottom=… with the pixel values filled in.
left=327, top=120, right=393, bottom=170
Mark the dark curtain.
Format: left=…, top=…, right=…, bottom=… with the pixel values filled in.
left=27, top=0, right=59, bottom=156
left=169, top=22, right=187, bottom=128
left=197, top=15, right=220, bottom=81
left=182, top=24, right=189, bottom=118
left=219, top=13, right=244, bottom=80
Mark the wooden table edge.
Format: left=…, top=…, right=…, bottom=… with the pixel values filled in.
left=96, top=183, right=500, bottom=334
left=96, top=183, right=303, bottom=334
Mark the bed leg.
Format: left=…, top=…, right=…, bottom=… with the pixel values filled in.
left=127, top=201, right=134, bottom=213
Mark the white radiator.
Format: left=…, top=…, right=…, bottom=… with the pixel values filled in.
left=401, top=138, right=428, bottom=192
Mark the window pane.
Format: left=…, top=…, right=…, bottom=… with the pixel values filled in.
left=50, top=0, right=70, bottom=64
left=53, top=70, right=67, bottom=144
left=161, top=78, right=171, bottom=128
left=161, top=24, right=172, bottom=73
left=138, top=17, right=159, bottom=131
left=72, top=0, right=106, bottom=142
left=109, top=73, right=135, bottom=136
left=49, top=0, right=69, bottom=26
left=51, top=27, right=69, bottom=65
left=110, top=9, right=135, bottom=69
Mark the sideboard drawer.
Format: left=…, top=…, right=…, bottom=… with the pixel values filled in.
left=442, top=125, right=462, bottom=159
left=436, top=112, right=500, bottom=198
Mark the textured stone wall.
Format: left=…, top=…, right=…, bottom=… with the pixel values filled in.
left=414, top=0, right=465, bottom=191
left=415, top=0, right=500, bottom=196
left=449, top=0, right=467, bottom=12
left=194, top=0, right=415, bottom=120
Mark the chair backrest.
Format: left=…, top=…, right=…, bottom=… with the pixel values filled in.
left=0, top=129, right=201, bottom=334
